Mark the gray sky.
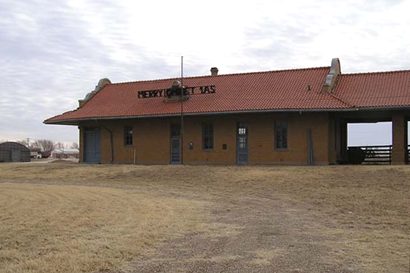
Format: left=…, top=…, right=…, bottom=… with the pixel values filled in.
left=1, top=0, right=409, bottom=145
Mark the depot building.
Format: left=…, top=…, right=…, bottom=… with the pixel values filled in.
left=45, top=59, right=410, bottom=165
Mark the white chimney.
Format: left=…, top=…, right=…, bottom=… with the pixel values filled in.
left=210, top=67, right=219, bottom=76
left=322, top=58, right=341, bottom=92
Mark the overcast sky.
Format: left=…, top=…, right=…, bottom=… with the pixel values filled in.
left=1, top=0, right=409, bottom=145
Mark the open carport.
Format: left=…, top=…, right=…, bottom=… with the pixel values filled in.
left=334, top=111, right=408, bottom=165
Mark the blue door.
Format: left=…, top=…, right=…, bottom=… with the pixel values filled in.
left=84, top=128, right=101, bottom=163
left=236, top=123, right=248, bottom=165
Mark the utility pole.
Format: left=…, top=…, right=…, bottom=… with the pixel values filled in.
left=180, top=56, right=184, bottom=164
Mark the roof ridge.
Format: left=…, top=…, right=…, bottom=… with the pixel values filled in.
left=111, top=66, right=330, bottom=86
left=343, top=68, right=410, bottom=76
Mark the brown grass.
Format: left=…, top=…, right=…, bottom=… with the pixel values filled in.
left=0, top=163, right=409, bottom=272
left=0, top=166, right=207, bottom=273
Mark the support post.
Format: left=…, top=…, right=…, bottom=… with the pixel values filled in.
left=391, top=113, right=408, bottom=164
left=78, top=126, right=83, bottom=163
left=335, top=119, right=348, bottom=163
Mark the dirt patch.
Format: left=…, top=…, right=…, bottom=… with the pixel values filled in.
left=125, top=193, right=362, bottom=273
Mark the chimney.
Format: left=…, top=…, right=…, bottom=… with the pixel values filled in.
left=322, top=58, right=341, bottom=92
left=210, top=67, right=219, bottom=76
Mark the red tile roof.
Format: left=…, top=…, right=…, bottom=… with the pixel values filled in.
left=44, top=66, right=410, bottom=124
left=334, top=70, right=410, bottom=108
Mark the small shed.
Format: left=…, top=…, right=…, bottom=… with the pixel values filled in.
left=0, top=142, right=31, bottom=162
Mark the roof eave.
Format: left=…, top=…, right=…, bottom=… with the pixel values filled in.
left=43, top=106, right=410, bottom=125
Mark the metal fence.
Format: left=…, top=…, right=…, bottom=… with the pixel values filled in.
left=408, top=145, right=410, bottom=163
left=347, top=145, right=392, bottom=165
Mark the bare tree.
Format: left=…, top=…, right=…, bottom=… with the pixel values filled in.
left=54, top=142, right=66, bottom=150
left=34, top=139, right=55, bottom=152
left=17, top=139, right=29, bottom=147
left=70, top=142, right=79, bottom=149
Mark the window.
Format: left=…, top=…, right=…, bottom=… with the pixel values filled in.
left=275, top=122, right=288, bottom=149
left=238, top=127, right=247, bottom=135
left=170, top=124, right=180, bottom=138
left=202, top=123, right=214, bottom=149
left=124, top=126, right=133, bottom=145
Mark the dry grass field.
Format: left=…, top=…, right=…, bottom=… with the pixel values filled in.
left=0, top=163, right=409, bottom=273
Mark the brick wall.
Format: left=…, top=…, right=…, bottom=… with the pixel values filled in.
left=79, top=112, right=333, bottom=165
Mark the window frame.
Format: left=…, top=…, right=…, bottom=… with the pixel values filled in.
left=202, top=122, right=214, bottom=150
left=124, top=126, right=133, bottom=146
left=274, top=121, right=288, bottom=150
